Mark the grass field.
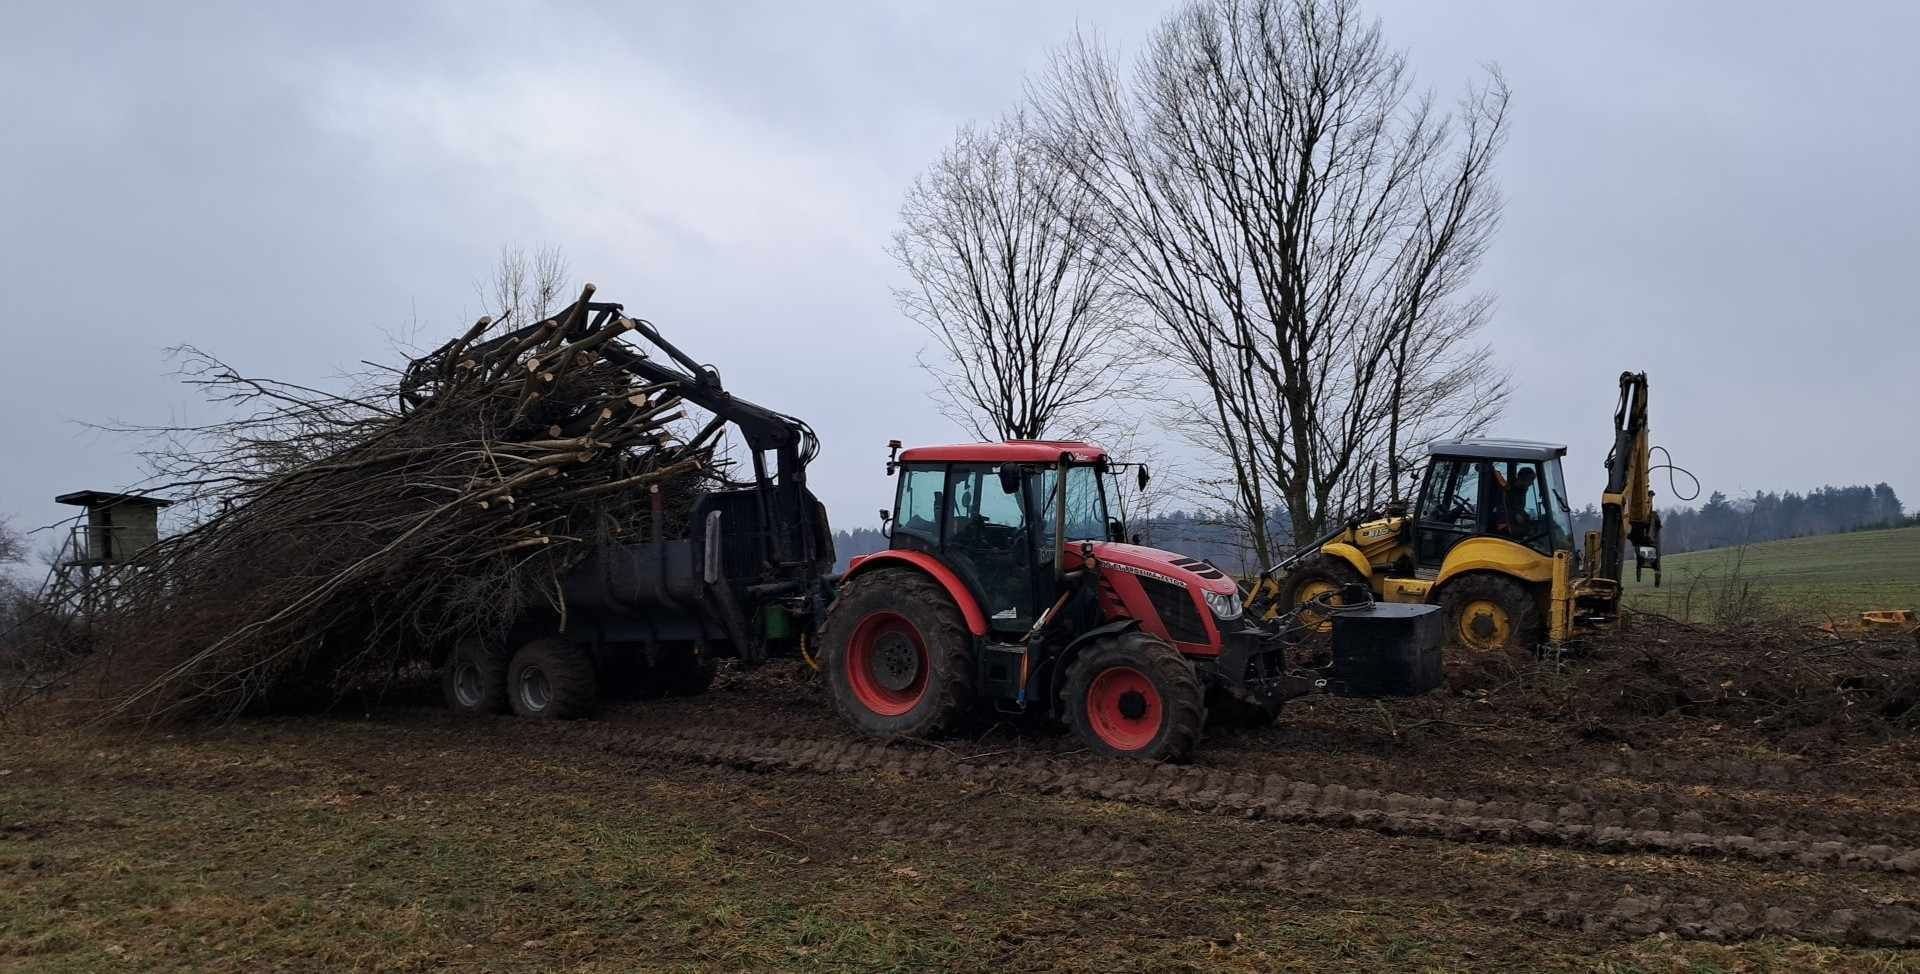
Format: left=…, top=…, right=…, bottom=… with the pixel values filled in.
left=1625, top=525, right=1920, bottom=624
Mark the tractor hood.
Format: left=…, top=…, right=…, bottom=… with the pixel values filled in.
left=1081, top=542, right=1238, bottom=596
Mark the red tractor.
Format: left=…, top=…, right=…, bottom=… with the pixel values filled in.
left=821, top=440, right=1294, bottom=762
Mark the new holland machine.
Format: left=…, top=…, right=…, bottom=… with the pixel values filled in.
left=1260, top=371, right=1664, bottom=654
left=436, top=298, right=1445, bottom=762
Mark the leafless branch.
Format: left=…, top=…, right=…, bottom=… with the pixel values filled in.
left=891, top=113, right=1148, bottom=442
left=1031, top=0, right=1511, bottom=562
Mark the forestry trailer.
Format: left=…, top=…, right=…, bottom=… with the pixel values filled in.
left=439, top=299, right=1443, bottom=762
left=436, top=298, right=837, bottom=721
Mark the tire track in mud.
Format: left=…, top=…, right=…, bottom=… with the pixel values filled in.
left=1195, top=742, right=1920, bottom=846
left=595, top=696, right=1920, bottom=843
left=580, top=727, right=1920, bottom=879
left=859, top=817, right=1920, bottom=948
left=391, top=700, right=1920, bottom=843
left=1208, top=728, right=1889, bottom=793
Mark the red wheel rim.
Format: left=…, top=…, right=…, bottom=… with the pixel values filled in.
left=1085, top=666, right=1162, bottom=751
left=845, top=611, right=929, bottom=717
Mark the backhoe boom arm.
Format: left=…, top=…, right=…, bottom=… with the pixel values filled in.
left=1599, top=371, right=1660, bottom=584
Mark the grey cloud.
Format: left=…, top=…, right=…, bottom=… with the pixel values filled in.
left=3, top=1, right=1915, bottom=568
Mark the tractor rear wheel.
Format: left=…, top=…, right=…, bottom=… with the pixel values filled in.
left=1277, top=554, right=1369, bottom=631
left=821, top=568, right=975, bottom=740
left=507, top=637, right=599, bottom=719
left=1438, top=573, right=1543, bottom=654
left=1065, top=630, right=1206, bottom=762
left=442, top=636, right=508, bottom=716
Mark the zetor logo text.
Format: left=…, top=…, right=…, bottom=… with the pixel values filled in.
left=1099, top=560, right=1186, bottom=588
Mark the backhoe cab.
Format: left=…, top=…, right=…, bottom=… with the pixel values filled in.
left=822, top=440, right=1286, bottom=762
left=1267, top=372, right=1662, bottom=654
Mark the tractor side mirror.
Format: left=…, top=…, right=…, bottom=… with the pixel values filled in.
left=1137, top=465, right=1151, bottom=492
left=879, top=508, right=892, bottom=538
left=997, top=464, right=1023, bottom=496
left=1106, top=516, right=1124, bottom=543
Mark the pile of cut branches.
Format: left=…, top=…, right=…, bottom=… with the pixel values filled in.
left=62, top=286, right=722, bottom=721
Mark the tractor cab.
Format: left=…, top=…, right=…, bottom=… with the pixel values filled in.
left=880, top=440, right=1114, bottom=633
left=1412, top=439, right=1577, bottom=570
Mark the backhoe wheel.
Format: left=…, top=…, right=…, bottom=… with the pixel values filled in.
left=507, top=637, right=599, bottom=719
left=821, top=568, right=975, bottom=740
left=657, top=647, right=718, bottom=697
left=442, top=636, right=508, bottom=716
left=1438, top=573, right=1543, bottom=654
left=1065, top=630, right=1206, bottom=762
left=1278, top=554, right=1370, bottom=632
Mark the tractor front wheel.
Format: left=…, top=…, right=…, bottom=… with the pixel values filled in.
left=1065, top=630, right=1206, bottom=762
left=821, top=569, right=975, bottom=740
left=1438, top=573, right=1543, bottom=654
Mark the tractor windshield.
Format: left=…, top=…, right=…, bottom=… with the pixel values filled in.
left=1543, top=458, right=1575, bottom=552
left=1032, top=464, right=1109, bottom=548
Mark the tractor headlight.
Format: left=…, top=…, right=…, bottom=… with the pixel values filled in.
left=1204, top=588, right=1243, bottom=621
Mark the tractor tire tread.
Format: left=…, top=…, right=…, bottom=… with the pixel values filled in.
left=441, top=636, right=509, bottom=716
left=821, top=568, right=974, bottom=739
left=1066, top=630, right=1206, bottom=762
left=1438, top=571, right=1544, bottom=654
left=1277, top=554, right=1369, bottom=611
left=507, top=637, right=599, bottom=719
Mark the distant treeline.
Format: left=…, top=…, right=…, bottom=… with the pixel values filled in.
left=1571, top=483, right=1908, bottom=555
left=833, top=483, right=1911, bottom=573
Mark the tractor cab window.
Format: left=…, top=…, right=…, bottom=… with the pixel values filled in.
left=1414, top=458, right=1484, bottom=566
left=945, top=464, right=1036, bottom=628
left=1488, top=460, right=1553, bottom=554
left=1032, top=464, right=1109, bottom=554
left=1418, top=460, right=1483, bottom=528
left=1543, top=459, right=1575, bottom=552
left=891, top=465, right=944, bottom=551
left=947, top=465, right=1028, bottom=541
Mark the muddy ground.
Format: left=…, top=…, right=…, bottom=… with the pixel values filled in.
left=3, top=622, right=1919, bottom=972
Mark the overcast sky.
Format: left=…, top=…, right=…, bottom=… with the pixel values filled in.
left=4, top=0, right=1916, bottom=562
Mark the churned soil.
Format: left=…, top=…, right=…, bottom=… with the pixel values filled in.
left=3, top=621, right=1918, bottom=971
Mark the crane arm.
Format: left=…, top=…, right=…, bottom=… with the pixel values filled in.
left=405, top=292, right=824, bottom=573
left=1598, top=371, right=1661, bottom=585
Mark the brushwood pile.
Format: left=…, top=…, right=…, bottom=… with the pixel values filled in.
left=68, top=288, right=720, bottom=721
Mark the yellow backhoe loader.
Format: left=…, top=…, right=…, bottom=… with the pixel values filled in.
left=1254, top=372, right=1663, bottom=653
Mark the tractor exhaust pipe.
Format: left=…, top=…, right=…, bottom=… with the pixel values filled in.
left=1055, top=453, right=1069, bottom=581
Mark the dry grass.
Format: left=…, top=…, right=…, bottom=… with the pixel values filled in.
left=1626, top=526, right=1920, bottom=625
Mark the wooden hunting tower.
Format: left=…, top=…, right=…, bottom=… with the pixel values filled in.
left=44, top=490, right=172, bottom=614
left=54, top=490, right=171, bottom=564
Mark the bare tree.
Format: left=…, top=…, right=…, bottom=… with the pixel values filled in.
left=891, top=113, right=1139, bottom=441
left=1033, top=0, right=1510, bottom=563
left=0, top=516, right=23, bottom=568
left=485, top=245, right=572, bottom=327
